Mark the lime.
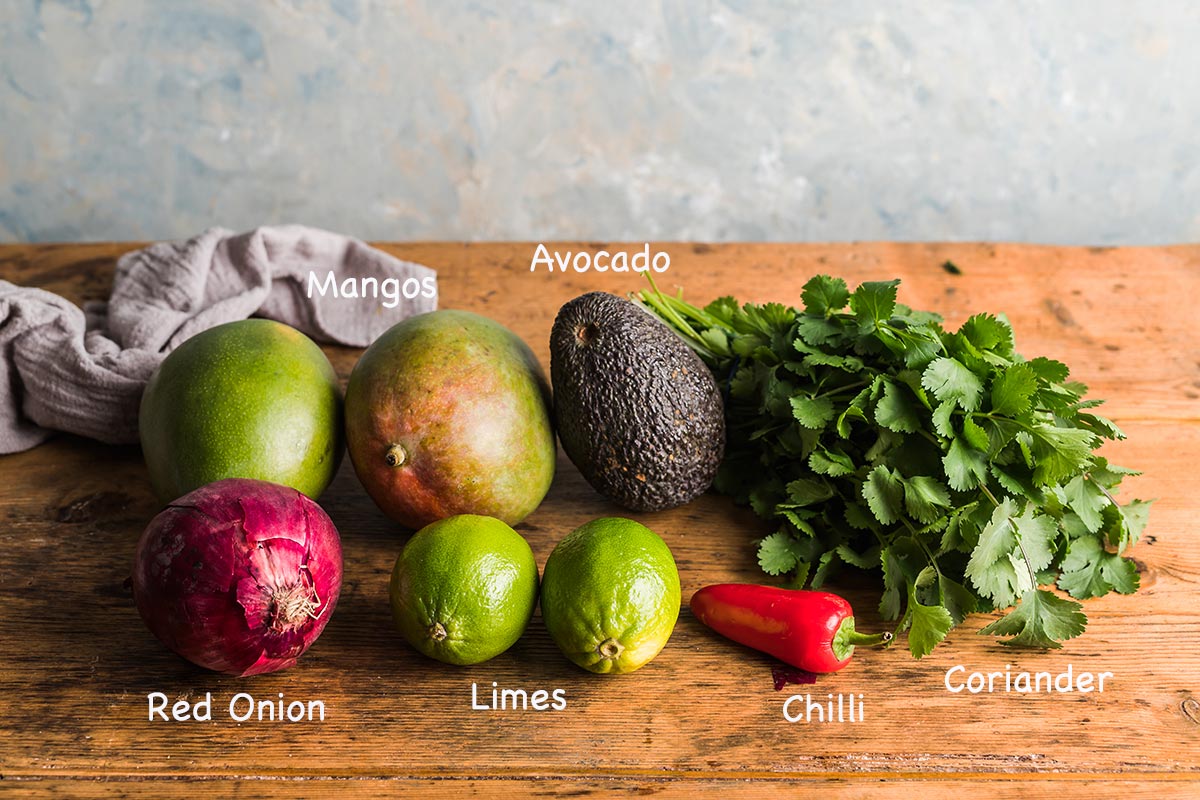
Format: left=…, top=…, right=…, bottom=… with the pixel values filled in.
left=389, top=514, right=539, bottom=665
left=540, top=517, right=680, bottom=674
left=139, top=319, right=343, bottom=501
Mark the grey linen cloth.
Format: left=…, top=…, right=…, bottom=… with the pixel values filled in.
left=0, top=225, right=437, bottom=453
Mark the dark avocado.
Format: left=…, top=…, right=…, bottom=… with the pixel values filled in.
left=549, top=291, right=725, bottom=511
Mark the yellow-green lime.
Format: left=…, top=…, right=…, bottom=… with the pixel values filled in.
left=389, top=514, right=539, bottom=666
left=540, top=517, right=680, bottom=674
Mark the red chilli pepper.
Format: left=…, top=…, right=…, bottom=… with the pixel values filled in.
left=690, top=584, right=891, bottom=673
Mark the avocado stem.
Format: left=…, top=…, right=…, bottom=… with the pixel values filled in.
left=575, top=323, right=599, bottom=346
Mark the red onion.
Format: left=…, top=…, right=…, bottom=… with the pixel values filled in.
left=132, top=478, right=343, bottom=676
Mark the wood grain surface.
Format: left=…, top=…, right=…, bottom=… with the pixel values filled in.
left=1, top=242, right=1198, bottom=798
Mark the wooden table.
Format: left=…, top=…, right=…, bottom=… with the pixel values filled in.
left=1, top=242, right=1197, bottom=798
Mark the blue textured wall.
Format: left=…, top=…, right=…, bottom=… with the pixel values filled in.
left=1, top=1, right=1196, bottom=244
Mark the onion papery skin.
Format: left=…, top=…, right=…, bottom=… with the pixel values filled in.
left=132, top=478, right=343, bottom=676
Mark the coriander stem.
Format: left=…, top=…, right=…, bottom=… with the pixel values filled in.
left=637, top=286, right=713, bottom=357
left=1010, top=516, right=1040, bottom=593
left=814, top=379, right=870, bottom=400
left=912, top=532, right=943, bottom=577
left=1088, top=474, right=1121, bottom=508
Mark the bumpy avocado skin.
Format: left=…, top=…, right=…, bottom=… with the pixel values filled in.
left=550, top=292, right=725, bottom=511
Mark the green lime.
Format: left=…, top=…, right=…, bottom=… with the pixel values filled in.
left=389, top=514, right=539, bottom=665
left=139, top=319, right=343, bottom=501
left=540, top=517, right=680, bottom=674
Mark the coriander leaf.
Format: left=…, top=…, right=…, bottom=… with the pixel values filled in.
left=790, top=337, right=819, bottom=358
left=795, top=315, right=843, bottom=345
left=779, top=509, right=817, bottom=536
left=1027, top=356, right=1071, bottom=383
left=981, top=417, right=1022, bottom=454
left=849, top=279, right=900, bottom=324
left=914, top=564, right=938, bottom=591
left=1057, top=536, right=1139, bottom=599
left=920, top=515, right=950, bottom=535
left=1062, top=475, right=1107, bottom=534
left=739, top=302, right=795, bottom=334
left=808, top=446, right=856, bottom=477
left=1060, top=511, right=1091, bottom=539
left=960, top=313, right=1013, bottom=353
left=922, top=357, right=984, bottom=411
left=1076, top=412, right=1125, bottom=441
left=965, top=500, right=1058, bottom=608
left=790, top=395, right=835, bottom=429
left=785, top=478, right=836, bottom=507
left=907, top=584, right=955, bottom=658
left=801, top=275, right=850, bottom=316
left=863, top=465, right=904, bottom=525
left=978, top=589, right=1086, bottom=649
left=703, top=296, right=740, bottom=322
left=895, top=369, right=932, bottom=408
left=896, top=304, right=944, bottom=327
left=938, top=573, right=979, bottom=623
left=991, top=362, right=1038, bottom=416
left=895, top=327, right=944, bottom=368
left=803, top=351, right=864, bottom=372
left=1029, top=425, right=1097, bottom=485
left=1012, top=505, right=1058, bottom=574
left=962, top=414, right=990, bottom=452
left=1090, top=458, right=1141, bottom=489
left=729, top=365, right=758, bottom=398
left=1116, top=499, right=1152, bottom=551
left=943, top=436, right=988, bottom=491
left=758, top=532, right=802, bottom=575
left=879, top=547, right=907, bottom=620
left=1104, top=552, right=1142, bottom=595
left=844, top=502, right=878, bottom=531
left=1063, top=380, right=1089, bottom=397
left=864, top=428, right=903, bottom=462
left=836, top=543, right=881, bottom=570
left=1040, top=379, right=1088, bottom=412
left=836, top=405, right=867, bottom=438
left=875, top=380, right=922, bottom=433
left=932, top=401, right=956, bottom=438
left=790, top=561, right=813, bottom=589
left=1016, top=431, right=1034, bottom=468
left=731, top=333, right=768, bottom=358
left=903, top=475, right=951, bottom=523
left=764, top=374, right=797, bottom=415
left=940, top=507, right=967, bottom=553
left=811, top=548, right=841, bottom=587
left=749, top=484, right=782, bottom=517
left=990, top=464, right=1036, bottom=501
left=698, top=328, right=732, bottom=357
left=965, top=498, right=1023, bottom=607
left=871, top=326, right=909, bottom=360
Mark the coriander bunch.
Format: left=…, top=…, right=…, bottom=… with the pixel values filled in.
left=638, top=275, right=1150, bottom=657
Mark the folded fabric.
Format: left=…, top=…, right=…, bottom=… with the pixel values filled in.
left=0, top=225, right=437, bottom=454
